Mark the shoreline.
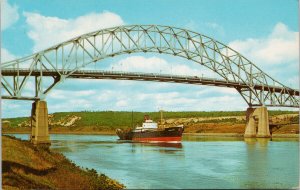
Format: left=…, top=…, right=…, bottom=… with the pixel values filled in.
left=2, top=135, right=124, bottom=189
left=3, top=131, right=299, bottom=138
left=184, top=133, right=299, bottom=138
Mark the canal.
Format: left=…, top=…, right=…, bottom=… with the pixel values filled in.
left=12, top=134, right=299, bottom=189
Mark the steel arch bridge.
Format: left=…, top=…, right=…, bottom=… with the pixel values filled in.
left=1, top=25, right=299, bottom=107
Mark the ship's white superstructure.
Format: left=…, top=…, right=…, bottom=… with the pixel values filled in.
left=142, top=119, right=158, bottom=129
left=134, top=119, right=157, bottom=132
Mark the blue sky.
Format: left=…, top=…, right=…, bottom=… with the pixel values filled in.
left=1, top=0, right=299, bottom=118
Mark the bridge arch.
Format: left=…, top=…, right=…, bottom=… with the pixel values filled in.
left=1, top=25, right=299, bottom=107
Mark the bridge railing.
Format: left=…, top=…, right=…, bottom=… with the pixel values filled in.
left=1, top=68, right=241, bottom=84
left=2, top=68, right=295, bottom=89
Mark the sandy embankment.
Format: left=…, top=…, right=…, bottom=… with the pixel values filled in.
left=2, top=135, right=124, bottom=190
left=3, top=113, right=299, bottom=138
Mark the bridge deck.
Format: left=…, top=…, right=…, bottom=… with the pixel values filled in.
left=2, top=69, right=299, bottom=96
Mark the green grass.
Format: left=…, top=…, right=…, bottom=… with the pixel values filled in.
left=268, top=110, right=298, bottom=116
left=48, top=110, right=300, bottom=127
left=3, top=110, right=298, bottom=128
left=289, top=115, right=299, bottom=124
left=50, top=111, right=247, bottom=128
left=2, top=117, right=30, bottom=128
left=197, top=118, right=246, bottom=124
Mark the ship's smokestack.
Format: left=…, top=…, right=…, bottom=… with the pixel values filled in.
left=144, top=115, right=150, bottom=121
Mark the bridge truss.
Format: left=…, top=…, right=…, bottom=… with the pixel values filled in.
left=1, top=25, right=299, bottom=107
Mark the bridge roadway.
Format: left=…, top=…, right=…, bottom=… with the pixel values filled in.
left=2, top=69, right=299, bottom=96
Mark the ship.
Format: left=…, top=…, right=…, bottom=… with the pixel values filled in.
left=116, top=114, right=184, bottom=142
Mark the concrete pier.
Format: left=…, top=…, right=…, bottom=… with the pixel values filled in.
left=244, top=106, right=270, bottom=138
left=30, top=101, right=50, bottom=145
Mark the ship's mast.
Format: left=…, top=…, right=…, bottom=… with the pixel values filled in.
left=160, top=109, right=163, bottom=124
left=131, top=110, right=133, bottom=129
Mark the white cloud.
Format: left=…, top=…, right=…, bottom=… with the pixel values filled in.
left=48, top=89, right=96, bottom=99
left=2, top=100, right=32, bottom=118
left=110, top=55, right=214, bottom=77
left=1, top=48, right=16, bottom=62
left=1, top=0, right=19, bottom=31
left=114, top=56, right=169, bottom=73
left=184, top=20, right=225, bottom=38
left=40, top=78, right=245, bottom=113
left=195, top=86, right=237, bottom=96
left=23, top=11, right=125, bottom=52
left=116, top=100, right=128, bottom=107
left=228, top=22, right=299, bottom=88
left=125, top=89, right=245, bottom=111
left=185, top=20, right=198, bottom=31
left=48, top=98, right=94, bottom=111
left=228, top=23, right=299, bottom=65
left=205, top=22, right=224, bottom=35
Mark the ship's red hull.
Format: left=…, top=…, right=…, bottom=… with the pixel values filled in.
left=132, top=136, right=181, bottom=142
left=116, top=126, right=184, bottom=142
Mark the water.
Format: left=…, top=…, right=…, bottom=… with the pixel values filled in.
left=11, top=134, right=299, bottom=189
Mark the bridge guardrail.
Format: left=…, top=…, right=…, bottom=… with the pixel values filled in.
left=1, top=68, right=295, bottom=89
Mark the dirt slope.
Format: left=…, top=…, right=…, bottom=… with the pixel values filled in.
left=2, top=135, right=124, bottom=190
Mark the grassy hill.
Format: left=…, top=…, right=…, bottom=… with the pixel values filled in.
left=3, top=110, right=299, bottom=134
left=2, top=135, right=124, bottom=189
left=4, top=110, right=297, bottom=127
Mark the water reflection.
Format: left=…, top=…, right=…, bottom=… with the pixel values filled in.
left=183, top=134, right=244, bottom=142
left=271, top=137, right=299, bottom=142
left=244, top=138, right=270, bottom=147
left=138, top=142, right=183, bottom=148
left=130, top=142, right=183, bottom=155
left=243, top=138, right=271, bottom=189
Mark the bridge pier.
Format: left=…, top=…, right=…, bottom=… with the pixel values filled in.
left=244, top=106, right=271, bottom=138
left=30, top=100, right=50, bottom=145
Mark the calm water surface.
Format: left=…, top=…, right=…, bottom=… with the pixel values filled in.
left=12, top=134, right=299, bottom=189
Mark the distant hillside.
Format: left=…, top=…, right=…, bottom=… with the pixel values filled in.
left=4, top=110, right=248, bottom=127
left=2, top=110, right=299, bottom=134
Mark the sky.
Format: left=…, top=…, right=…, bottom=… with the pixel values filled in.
left=1, top=0, right=299, bottom=118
